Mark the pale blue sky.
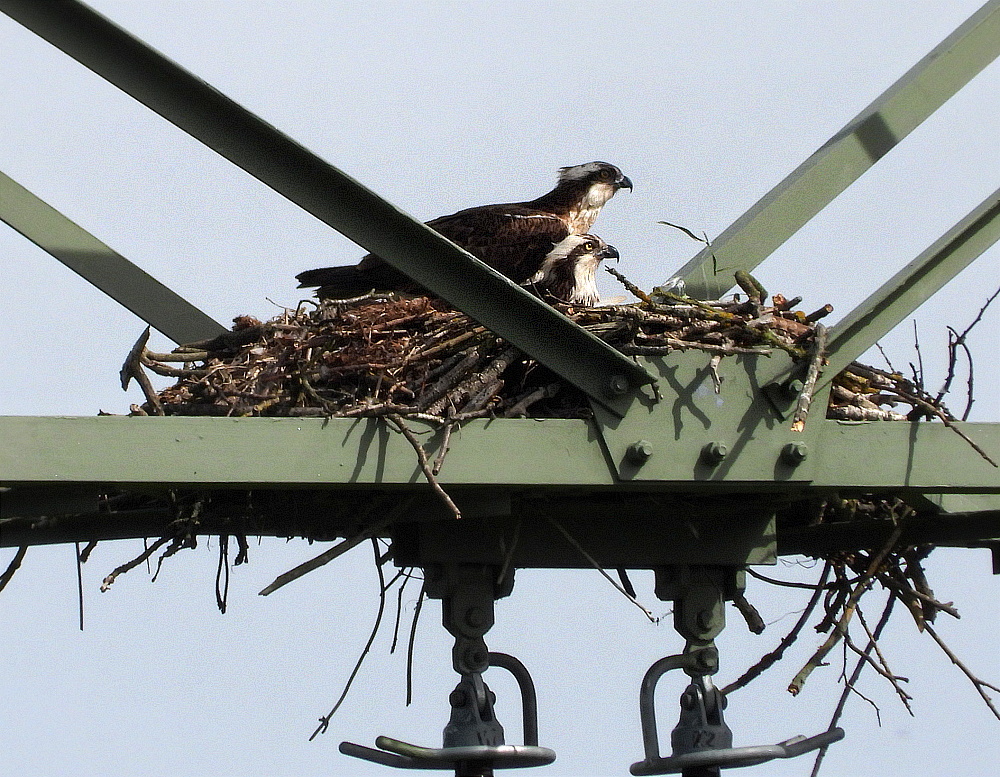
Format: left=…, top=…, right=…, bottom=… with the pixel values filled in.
left=2, top=3, right=999, bottom=776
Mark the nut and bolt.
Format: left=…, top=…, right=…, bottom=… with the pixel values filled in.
left=465, top=606, right=488, bottom=629
left=463, top=646, right=489, bottom=671
left=696, top=608, right=717, bottom=631
left=781, top=441, right=809, bottom=465
left=449, top=689, right=468, bottom=708
left=626, top=439, right=654, bottom=465
left=700, top=441, right=729, bottom=466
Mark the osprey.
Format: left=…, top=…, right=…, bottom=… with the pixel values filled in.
left=527, top=234, right=619, bottom=307
left=296, top=161, right=632, bottom=298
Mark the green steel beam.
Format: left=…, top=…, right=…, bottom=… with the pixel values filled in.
left=0, top=0, right=653, bottom=415
left=823, top=187, right=1000, bottom=380
left=671, top=0, right=1000, bottom=300
left=1, top=414, right=998, bottom=492
left=0, top=171, right=225, bottom=344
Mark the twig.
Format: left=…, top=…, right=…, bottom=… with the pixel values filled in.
left=791, top=323, right=827, bottom=432
left=100, top=535, right=172, bottom=592
left=732, top=590, right=766, bottom=634
left=809, top=595, right=896, bottom=777
left=215, top=535, right=230, bottom=614
left=387, top=415, right=462, bottom=520
left=658, top=220, right=710, bottom=244
left=75, top=541, right=84, bottom=631
left=605, top=265, right=653, bottom=304
left=120, top=327, right=164, bottom=415
left=911, top=319, right=925, bottom=390
left=924, top=622, right=1000, bottom=720
left=259, top=501, right=412, bottom=596
left=723, top=561, right=832, bottom=696
left=0, top=546, right=27, bottom=593
left=853, top=603, right=912, bottom=712
left=311, top=538, right=388, bottom=740
left=789, top=528, right=901, bottom=696
left=546, top=516, right=659, bottom=623
left=406, top=584, right=427, bottom=706
left=432, top=422, right=456, bottom=476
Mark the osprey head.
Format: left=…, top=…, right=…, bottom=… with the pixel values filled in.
left=553, top=162, right=632, bottom=233
left=557, top=161, right=633, bottom=192
left=528, top=233, right=620, bottom=307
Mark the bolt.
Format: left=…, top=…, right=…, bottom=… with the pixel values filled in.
left=696, top=608, right=716, bottom=631
left=700, top=441, right=729, bottom=466
left=626, top=440, right=654, bottom=465
left=781, top=441, right=809, bottom=465
left=680, top=690, right=697, bottom=710
left=449, top=689, right=468, bottom=708
left=606, top=375, right=630, bottom=397
left=463, top=646, right=488, bottom=671
left=695, top=648, right=719, bottom=673
left=465, top=606, right=488, bottom=629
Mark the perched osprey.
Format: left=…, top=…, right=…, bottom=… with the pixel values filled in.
left=527, top=234, right=619, bottom=307
left=296, top=161, right=632, bottom=298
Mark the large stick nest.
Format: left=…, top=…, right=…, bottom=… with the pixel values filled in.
left=129, top=286, right=935, bottom=423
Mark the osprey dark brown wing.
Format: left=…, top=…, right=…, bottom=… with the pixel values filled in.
left=296, top=161, right=632, bottom=299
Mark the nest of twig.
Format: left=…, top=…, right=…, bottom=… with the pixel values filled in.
left=125, top=279, right=945, bottom=424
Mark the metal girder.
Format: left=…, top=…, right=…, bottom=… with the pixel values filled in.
left=0, top=171, right=225, bottom=344
left=0, top=0, right=653, bottom=415
left=1, top=412, right=999, bottom=493
left=823, top=187, right=1000, bottom=380
left=671, top=0, right=1000, bottom=300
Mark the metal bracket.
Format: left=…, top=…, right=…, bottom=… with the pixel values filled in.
left=632, top=566, right=845, bottom=775
left=340, top=565, right=555, bottom=775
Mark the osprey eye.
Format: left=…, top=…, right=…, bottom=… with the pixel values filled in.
left=583, top=241, right=594, bottom=251
left=600, top=168, right=616, bottom=181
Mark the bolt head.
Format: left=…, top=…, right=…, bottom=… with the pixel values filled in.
left=782, top=441, right=809, bottom=465
left=606, top=375, right=630, bottom=397
left=465, top=606, right=488, bottom=629
left=449, top=689, right=468, bottom=708
left=626, top=440, right=654, bottom=465
left=700, top=441, right=729, bottom=466
left=463, top=647, right=488, bottom=671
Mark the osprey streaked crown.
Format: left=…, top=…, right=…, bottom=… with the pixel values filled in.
left=296, top=161, right=632, bottom=298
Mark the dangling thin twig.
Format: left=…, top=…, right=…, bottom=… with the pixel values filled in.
left=0, top=546, right=27, bottom=593
left=311, top=538, right=388, bottom=740
left=546, top=516, right=659, bottom=623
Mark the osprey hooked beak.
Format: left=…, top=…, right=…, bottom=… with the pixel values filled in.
left=598, top=243, right=620, bottom=262
left=616, top=173, right=633, bottom=192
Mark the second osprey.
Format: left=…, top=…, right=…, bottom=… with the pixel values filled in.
left=296, top=161, right=632, bottom=298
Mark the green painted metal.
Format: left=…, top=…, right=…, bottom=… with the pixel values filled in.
left=1, top=411, right=998, bottom=492
left=671, top=0, right=1000, bottom=300
left=822, top=187, right=1000, bottom=381
left=0, top=171, right=225, bottom=344
left=0, top=416, right=617, bottom=488
left=591, top=351, right=826, bottom=483
left=0, top=0, right=653, bottom=415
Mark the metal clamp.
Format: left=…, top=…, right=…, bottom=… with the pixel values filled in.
left=340, top=654, right=554, bottom=774
left=629, top=650, right=843, bottom=775
left=341, top=565, right=554, bottom=775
